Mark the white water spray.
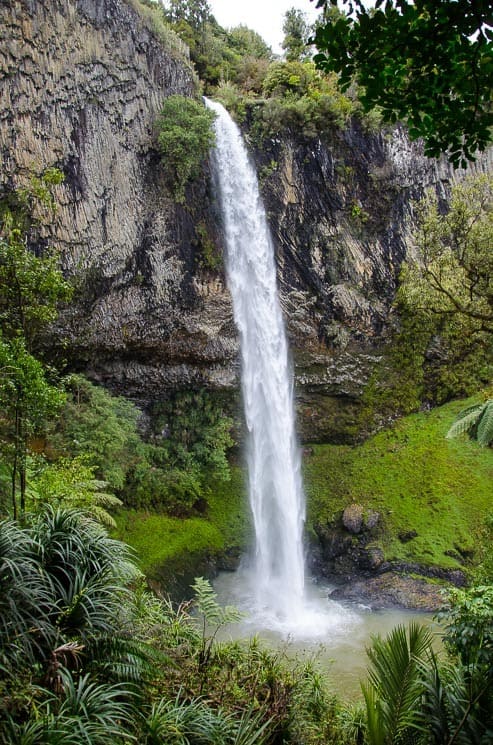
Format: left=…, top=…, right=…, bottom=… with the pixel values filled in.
left=206, top=99, right=306, bottom=626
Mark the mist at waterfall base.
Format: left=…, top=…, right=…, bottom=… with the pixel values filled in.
left=205, top=100, right=434, bottom=664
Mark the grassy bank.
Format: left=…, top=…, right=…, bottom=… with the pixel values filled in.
left=114, top=465, right=250, bottom=580
left=115, top=396, right=493, bottom=582
left=304, top=396, right=493, bottom=571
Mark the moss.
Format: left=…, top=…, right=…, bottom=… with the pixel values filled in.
left=114, top=465, right=250, bottom=577
left=195, top=221, right=222, bottom=270
left=304, top=396, right=493, bottom=571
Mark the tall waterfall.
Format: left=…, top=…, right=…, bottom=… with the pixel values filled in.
left=206, top=99, right=306, bottom=623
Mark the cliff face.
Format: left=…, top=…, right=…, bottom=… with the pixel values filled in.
left=1, top=0, right=238, bottom=398
left=2, top=0, right=491, bottom=440
left=253, top=124, right=451, bottom=440
left=256, top=127, right=491, bottom=440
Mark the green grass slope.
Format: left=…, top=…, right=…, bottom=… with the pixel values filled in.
left=304, top=396, right=493, bottom=570
left=114, top=465, right=251, bottom=587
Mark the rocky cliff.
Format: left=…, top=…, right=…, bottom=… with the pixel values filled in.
left=1, top=0, right=238, bottom=399
left=2, top=0, right=491, bottom=441
left=253, top=125, right=492, bottom=439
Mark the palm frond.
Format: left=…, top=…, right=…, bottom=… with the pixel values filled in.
left=364, top=623, right=434, bottom=743
left=361, top=681, right=386, bottom=745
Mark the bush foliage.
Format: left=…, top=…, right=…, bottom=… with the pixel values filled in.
left=157, top=95, right=216, bottom=202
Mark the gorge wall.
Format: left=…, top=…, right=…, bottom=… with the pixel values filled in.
left=1, top=0, right=238, bottom=397
left=2, top=0, right=491, bottom=441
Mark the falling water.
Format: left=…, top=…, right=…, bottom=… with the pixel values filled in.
left=206, top=98, right=308, bottom=628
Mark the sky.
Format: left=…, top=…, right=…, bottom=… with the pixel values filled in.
left=208, top=0, right=321, bottom=55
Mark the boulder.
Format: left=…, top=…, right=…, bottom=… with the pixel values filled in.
left=342, top=503, right=364, bottom=534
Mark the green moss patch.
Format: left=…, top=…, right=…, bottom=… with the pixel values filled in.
left=304, top=396, right=493, bottom=571
left=115, top=398, right=492, bottom=583
left=114, top=465, right=250, bottom=577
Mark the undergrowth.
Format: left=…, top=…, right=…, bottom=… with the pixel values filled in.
left=115, top=396, right=492, bottom=580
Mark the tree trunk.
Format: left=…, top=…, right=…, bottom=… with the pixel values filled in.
left=11, top=398, right=20, bottom=521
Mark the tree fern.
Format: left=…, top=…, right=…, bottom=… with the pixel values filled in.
left=446, top=399, right=493, bottom=446
left=446, top=405, right=485, bottom=440
left=475, top=400, right=493, bottom=446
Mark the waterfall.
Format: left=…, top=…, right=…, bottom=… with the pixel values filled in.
left=206, top=99, right=306, bottom=624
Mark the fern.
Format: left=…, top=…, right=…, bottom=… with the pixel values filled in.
left=446, top=399, right=493, bottom=446
left=446, top=405, right=483, bottom=439
left=476, top=400, right=493, bottom=446
left=191, top=577, right=243, bottom=673
left=192, top=576, right=242, bottom=626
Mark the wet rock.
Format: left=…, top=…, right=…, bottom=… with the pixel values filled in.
left=330, top=572, right=445, bottom=611
left=365, top=510, right=380, bottom=530
left=357, top=545, right=385, bottom=571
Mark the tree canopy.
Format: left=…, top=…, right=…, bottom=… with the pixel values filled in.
left=282, top=7, right=312, bottom=61
left=0, top=172, right=72, bottom=518
left=311, top=0, right=493, bottom=166
left=401, top=175, right=493, bottom=332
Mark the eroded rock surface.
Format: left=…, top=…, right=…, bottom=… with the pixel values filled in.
left=1, top=0, right=238, bottom=400
left=2, top=0, right=492, bottom=435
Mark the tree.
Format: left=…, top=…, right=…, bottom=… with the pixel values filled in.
left=165, top=0, right=211, bottom=30
left=0, top=220, right=71, bottom=356
left=164, top=0, right=212, bottom=63
left=157, top=95, right=216, bottom=202
left=311, top=0, right=493, bottom=165
left=282, top=7, right=311, bottom=62
left=262, top=60, right=319, bottom=98
left=228, top=25, right=272, bottom=61
left=400, top=175, right=493, bottom=332
left=0, top=173, right=72, bottom=518
left=395, top=175, right=493, bottom=405
left=0, top=339, right=65, bottom=518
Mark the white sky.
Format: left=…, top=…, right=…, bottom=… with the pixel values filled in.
left=208, top=0, right=321, bottom=55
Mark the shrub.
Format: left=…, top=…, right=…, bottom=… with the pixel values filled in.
left=157, top=95, right=216, bottom=202
left=50, top=375, right=144, bottom=492
left=262, top=60, right=319, bottom=99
